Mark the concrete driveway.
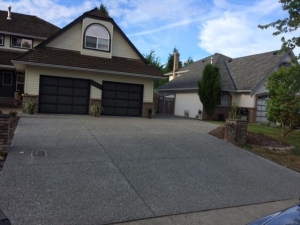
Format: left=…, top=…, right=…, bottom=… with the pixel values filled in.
left=0, top=115, right=299, bottom=225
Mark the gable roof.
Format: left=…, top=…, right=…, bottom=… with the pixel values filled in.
left=225, top=51, right=288, bottom=90
left=12, top=47, right=163, bottom=78
left=36, top=8, right=147, bottom=63
left=0, top=10, right=60, bottom=38
left=158, top=53, right=236, bottom=91
left=158, top=50, right=290, bottom=92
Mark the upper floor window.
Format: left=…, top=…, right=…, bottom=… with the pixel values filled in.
left=217, top=91, right=230, bottom=106
left=84, top=24, right=110, bottom=51
left=0, top=35, right=3, bottom=46
left=11, top=36, right=32, bottom=49
left=2, top=72, right=13, bottom=86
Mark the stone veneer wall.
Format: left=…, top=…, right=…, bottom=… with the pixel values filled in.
left=224, top=119, right=248, bottom=145
left=248, top=108, right=256, bottom=123
left=22, top=94, right=39, bottom=113
left=0, top=115, right=11, bottom=151
left=142, top=103, right=154, bottom=117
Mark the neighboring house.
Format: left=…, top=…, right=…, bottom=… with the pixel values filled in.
left=157, top=50, right=296, bottom=122
left=8, top=7, right=163, bottom=116
left=0, top=7, right=60, bottom=106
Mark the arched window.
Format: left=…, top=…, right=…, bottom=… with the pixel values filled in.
left=84, top=24, right=110, bottom=51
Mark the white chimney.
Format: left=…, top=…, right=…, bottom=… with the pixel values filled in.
left=7, top=5, right=12, bottom=20
left=211, top=57, right=213, bottom=64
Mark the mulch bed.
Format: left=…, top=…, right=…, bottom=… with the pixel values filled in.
left=209, top=125, right=291, bottom=148
left=0, top=117, right=20, bottom=171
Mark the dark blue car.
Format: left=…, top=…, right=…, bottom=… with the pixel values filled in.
left=248, top=202, right=300, bottom=225
left=0, top=209, right=11, bottom=225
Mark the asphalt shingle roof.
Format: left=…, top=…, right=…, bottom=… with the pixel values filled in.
left=0, top=10, right=60, bottom=38
left=159, top=53, right=236, bottom=91
left=0, top=49, right=23, bottom=66
left=226, top=51, right=286, bottom=90
left=158, top=50, right=288, bottom=92
left=13, top=47, right=163, bottom=77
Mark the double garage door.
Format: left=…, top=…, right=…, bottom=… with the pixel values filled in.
left=39, top=76, right=143, bottom=116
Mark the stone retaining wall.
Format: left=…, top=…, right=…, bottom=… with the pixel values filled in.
left=0, top=115, right=11, bottom=152
left=225, top=119, right=248, bottom=145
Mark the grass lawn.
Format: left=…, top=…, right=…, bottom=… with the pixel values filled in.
left=207, top=121, right=300, bottom=172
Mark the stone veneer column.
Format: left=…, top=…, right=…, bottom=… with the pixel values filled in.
left=225, top=119, right=248, bottom=145
left=0, top=115, right=11, bottom=152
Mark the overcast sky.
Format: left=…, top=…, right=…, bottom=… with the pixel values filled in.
left=1, top=0, right=299, bottom=65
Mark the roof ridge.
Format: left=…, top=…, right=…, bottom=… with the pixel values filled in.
left=232, top=50, right=280, bottom=60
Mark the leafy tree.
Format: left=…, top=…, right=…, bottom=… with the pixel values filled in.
left=258, top=0, right=300, bottom=59
left=164, top=47, right=182, bottom=73
left=266, top=65, right=300, bottom=137
left=99, top=3, right=109, bottom=16
left=143, top=50, right=167, bottom=89
left=198, top=64, right=221, bottom=120
left=184, top=57, right=194, bottom=66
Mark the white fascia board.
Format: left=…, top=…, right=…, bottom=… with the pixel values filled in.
left=11, top=60, right=166, bottom=80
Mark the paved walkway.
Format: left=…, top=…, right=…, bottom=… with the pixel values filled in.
left=0, top=115, right=299, bottom=225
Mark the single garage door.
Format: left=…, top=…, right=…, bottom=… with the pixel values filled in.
left=102, top=81, right=143, bottom=116
left=39, top=76, right=90, bottom=114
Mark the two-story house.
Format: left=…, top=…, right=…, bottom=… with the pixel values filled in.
left=0, top=6, right=60, bottom=106
left=9, top=7, right=163, bottom=116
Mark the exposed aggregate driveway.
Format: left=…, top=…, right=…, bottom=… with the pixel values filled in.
left=0, top=114, right=300, bottom=225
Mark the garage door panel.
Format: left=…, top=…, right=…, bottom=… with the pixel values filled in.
left=40, top=95, right=57, bottom=104
left=117, top=84, right=129, bottom=91
left=130, top=85, right=143, bottom=92
left=58, top=87, right=73, bottom=96
left=74, top=80, right=89, bottom=88
left=41, top=77, right=58, bottom=86
left=73, top=88, right=89, bottom=97
left=103, top=91, right=116, bottom=99
left=102, top=99, right=115, bottom=107
left=129, top=93, right=142, bottom=100
left=115, top=100, right=128, bottom=107
left=73, top=106, right=88, bottom=114
left=128, top=109, right=140, bottom=116
left=73, top=97, right=88, bottom=105
left=59, top=78, right=73, bottom=87
left=40, top=104, right=56, bottom=113
left=128, top=100, right=141, bottom=108
left=103, top=82, right=117, bottom=91
left=102, top=107, right=115, bottom=115
left=116, top=92, right=128, bottom=99
left=115, top=108, right=128, bottom=116
left=57, top=96, right=72, bottom=104
left=41, top=86, right=57, bottom=95
left=57, top=105, right=73, bottom=114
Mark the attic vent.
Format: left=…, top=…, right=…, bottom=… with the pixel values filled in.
left=228, top=59, right=232, bottom=62
left=273, top=51, right=278, bottom=55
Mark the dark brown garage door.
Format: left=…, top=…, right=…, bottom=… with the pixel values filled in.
left=39, top=76, right=90, bottom=114
left=102, top=81, right=143, bottom=117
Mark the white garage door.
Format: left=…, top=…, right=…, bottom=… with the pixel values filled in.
left=256, top=95, right=269, bottom=122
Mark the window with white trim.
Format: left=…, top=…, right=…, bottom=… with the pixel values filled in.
left=217, top=91, right=230, bottom=106
left=16, top=73, right=25, bottom=92
left=0, top=35, right=3, bottom=46
left=2, top=72, right=12, bottom=85
left=84, top=24, right=110, bottom=51
left=11, top=36, right=32, bottom=49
